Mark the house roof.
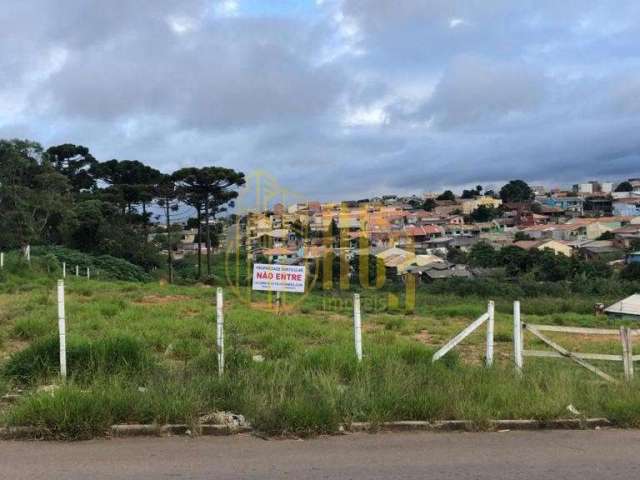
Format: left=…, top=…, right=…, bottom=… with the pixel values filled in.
left=566, top=216, right=631, bottom=225
left=402, top=225, right=443, bottom=237
left=513, top=240, right=542, bottom=250
left=262, top=247, right=296, bottom=256
left=425, top=264, right=473, bottom=279
left=302, top=246, right=329, bottom=259
left=605, top=294, right=640, bottom=316
left=256, top=229, right=290, bottom=239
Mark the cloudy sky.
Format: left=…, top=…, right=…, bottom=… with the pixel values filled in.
left=1, top=0, right=639, bottom=201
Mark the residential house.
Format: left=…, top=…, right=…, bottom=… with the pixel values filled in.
left=513, top=239, right=572, bottom=257
left=613, top=198, right=640, bottom=217
left=583, top=197, right=613, bottom=217
left=396, top=225, right=444, bottom=247
left=261, top=247, right=299, bottom=263
left=541, top=196, right=584, bottom=215
left=626, top=252, right=640, bottom=265
left=576, top=240, right=624, bottom=261
left=611, top=225, right=640, bottom=249
left=460, top=196, right=502, bottom=215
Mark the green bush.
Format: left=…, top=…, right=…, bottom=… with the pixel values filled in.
left=30, top=246, right=151, bottom=282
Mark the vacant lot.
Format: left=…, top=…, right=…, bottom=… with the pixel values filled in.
left=1, top=261, right=640, bottom=439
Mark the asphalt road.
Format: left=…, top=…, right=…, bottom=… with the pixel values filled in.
left=2, top=430, right=640, bottom=479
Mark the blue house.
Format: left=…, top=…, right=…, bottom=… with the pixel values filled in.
left=627, top=252, right=640, bottom=264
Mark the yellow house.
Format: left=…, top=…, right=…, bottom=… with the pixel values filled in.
left=537, top=240, right=572, bottom=257
left=460, top=196, right=503, bottom=215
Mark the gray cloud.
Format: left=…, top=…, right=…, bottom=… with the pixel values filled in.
left=0, top=0, right=639, bottom=201
left=417, top=55, right=547, bottom=128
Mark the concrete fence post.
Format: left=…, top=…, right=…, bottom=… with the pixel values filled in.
left=0, top=252, right=4, bottom=269
left=57, top=280, right=67, bottom=379
left=353, top=293, right=363, bottom=362
left=62, top=262, right=66, bottom=278
left=513, top=301, right=523, bottom=374
left=486, top=300, right=495, bottom=367
left=621, top=326, right=634, bottom=382
left=216, top=287, right=224, bottom=377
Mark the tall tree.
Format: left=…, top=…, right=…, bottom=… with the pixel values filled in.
left=0, top=140, right=71, bottom=248
left=173, top=167, right=206, bottom=278
left=615, top=181, right=633, bottom=193
left=46, top=144, right=97, bottom=193
left=92, top=159, right=162, bottom=235
left=194, top=167, right=245, bottom=277
left=437, top=190, right=456, bottom=201
left=155, top=175, right=179, bottom=283
left=499, top=180, right=534, bottom=203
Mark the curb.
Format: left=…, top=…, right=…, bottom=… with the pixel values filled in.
left=346, top=418, right=612, bottom=433
left=110, top=424, right=253, bottom=438
left=0, top=418, right=613, bottom=440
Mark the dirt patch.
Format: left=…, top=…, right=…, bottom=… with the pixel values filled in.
left=414, top=330, right=433, bottom=345
left=137, top=295, right=191, bottom=305
left=250, top=302, right=297, bottom=314
left=0, top=339, right=29, bottom=362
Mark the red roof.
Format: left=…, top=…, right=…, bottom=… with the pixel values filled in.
left=403, top=225, right=443, bottom=237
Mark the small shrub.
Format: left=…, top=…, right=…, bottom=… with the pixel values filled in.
left=265, top=337, right=300, bottom=360
left=12, top=317, right=52, bottom=340
left=171, top=338, right=203, bottom=362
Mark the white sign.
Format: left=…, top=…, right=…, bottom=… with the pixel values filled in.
left=252, top=264, right=306, bottom=293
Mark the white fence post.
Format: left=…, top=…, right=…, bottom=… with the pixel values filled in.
left=353, top=293, right=363, bottom=362
left=86, top=267, right=90, bottom=280
left=0, top=252, right=4, bottom=269
left=627, top=327, right=634, bottom=380
left=486, top=301, right=495, bottom=367
left=621, top=327, right=634, bottom=382
left=24, top=244, right=31, bottom=263
left=62, top=262, right=66, bottom=278
left=57, top=280, right=67, bottom=379
left=75, top=265, right=79, bottom=277
left=513, top=300, right=523, bottom=374
left=216, top=287, right=224, bottom=377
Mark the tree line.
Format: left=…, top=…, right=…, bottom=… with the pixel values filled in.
left=0, top=139, right=245, bottom=280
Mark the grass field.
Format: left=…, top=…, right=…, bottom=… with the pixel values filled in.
left=1, top=254, right=640, bottom=439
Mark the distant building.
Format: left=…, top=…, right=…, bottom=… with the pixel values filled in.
left=460, top=196, right=502, bottom=215
left=574, top=183, right=594, bottom=194
left=583, top=197, right=613, bottom=217
left=573, top=181, right=613, bottom=195
left=613, top=199, right=640, bottom=217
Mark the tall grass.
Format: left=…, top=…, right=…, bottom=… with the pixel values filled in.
left=3, top=267, right=640, bottom=440
left=3, top=334, right=154, bottom=384
left=4, top=341, right=640, bottom=439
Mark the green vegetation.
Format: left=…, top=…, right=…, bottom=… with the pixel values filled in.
left=2, top=259, right=640, bottom=440
left=0, top=138, right=244, bottom=281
